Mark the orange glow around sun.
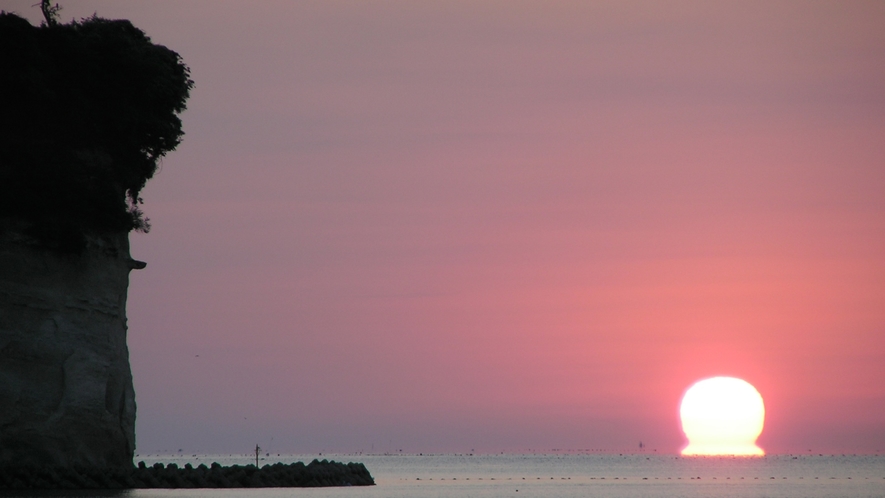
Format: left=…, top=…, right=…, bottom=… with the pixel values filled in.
left=680, top=377, right=765, bottom=456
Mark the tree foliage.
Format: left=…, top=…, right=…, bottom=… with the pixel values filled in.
left=0, top=12, right=193, bottom=251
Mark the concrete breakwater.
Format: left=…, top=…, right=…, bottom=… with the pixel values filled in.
left=0, top=459, right=375, bottom=489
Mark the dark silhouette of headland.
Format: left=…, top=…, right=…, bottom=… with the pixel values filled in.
left=0, top=4, right=372, bottom=488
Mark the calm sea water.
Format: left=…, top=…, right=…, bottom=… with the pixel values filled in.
left=4, top=453, right=884, bottom=498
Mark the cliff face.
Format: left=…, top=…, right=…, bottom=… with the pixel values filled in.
left=0, top=232, right=143, bottom=469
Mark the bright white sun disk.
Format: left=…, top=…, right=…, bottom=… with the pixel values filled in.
left=680, top=376, right=765, bottom=456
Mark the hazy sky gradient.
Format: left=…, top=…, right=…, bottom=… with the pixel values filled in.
left=6, top=0, right=885, bottom=455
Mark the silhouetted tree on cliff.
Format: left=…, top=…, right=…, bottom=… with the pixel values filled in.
left=0, top=11, right=193, bottom=251
left=39, top=0, right=62, bottom=26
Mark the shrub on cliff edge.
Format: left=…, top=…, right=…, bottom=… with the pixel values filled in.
left=0, top=11, right=193, bottom=251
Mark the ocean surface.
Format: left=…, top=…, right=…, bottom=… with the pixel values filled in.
left=4, top=453, right=884, bottom=498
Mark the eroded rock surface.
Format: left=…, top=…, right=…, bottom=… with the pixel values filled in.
left=0, top=232, right=141, bottom=469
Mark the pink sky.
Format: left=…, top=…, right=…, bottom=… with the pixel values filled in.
left=8, top=0, right=885, bottom=454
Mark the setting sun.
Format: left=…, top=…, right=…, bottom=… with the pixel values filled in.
left=680, top=377, right=765, bottom=456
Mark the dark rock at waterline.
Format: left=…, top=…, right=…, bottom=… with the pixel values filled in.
left=0, top=459, right=374, bottom=489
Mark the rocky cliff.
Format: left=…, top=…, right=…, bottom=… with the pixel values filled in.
left=0, top=231, right=143, bottom=469
left=0, top=10, right=191, bottom=474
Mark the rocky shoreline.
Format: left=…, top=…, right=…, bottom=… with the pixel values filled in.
left=0, top=459, right=374, bottom=489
